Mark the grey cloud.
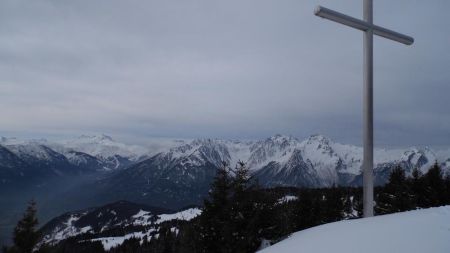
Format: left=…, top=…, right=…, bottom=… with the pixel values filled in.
left=0, top=0, right=449, bottom=147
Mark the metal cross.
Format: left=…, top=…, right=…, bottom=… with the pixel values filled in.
left=314, top=0, right=413, bottom=217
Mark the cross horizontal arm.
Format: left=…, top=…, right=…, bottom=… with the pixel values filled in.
left=314, top=6, right=414, bottom=45
left=373, top=24, right=414, bottom=45
left=314, top=6, right=369, bottom=31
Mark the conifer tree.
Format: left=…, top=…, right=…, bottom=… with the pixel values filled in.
left=377, top=166, right=412, bottom=213
left=5, top=200, right=40, bottom=253
left=227, top=162, right=260, bottom=252
left=412, top=167, right=422, bottom=180
left=294, top=190, right=317, bottom=229
left=199, top=162, right=232, bottom=253
left=423, top=162, right=445, bottom=206
left=324, top=187, right=344, bottom=222
left=445, top=173, right=450, bottom=204
left=199, top=161, right=262, bottom=252
left=410, top=167, right=425, bottom=207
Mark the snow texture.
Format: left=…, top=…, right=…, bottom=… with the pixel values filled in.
left=40, top=213, right=91, bottom=246
left=40, top=206, right=202, bottom=250
left=259, top=206, right=450, bottom=253
left=89, top=208, right=201, bottom=251
left=156, top=208, right=202, bottom=224
left=276, top=195, right=298, bottom=204
left=91, top=230, right=155, bottom=251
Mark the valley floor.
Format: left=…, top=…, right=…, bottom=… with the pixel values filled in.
left=260, top=205, right=450, bottom=253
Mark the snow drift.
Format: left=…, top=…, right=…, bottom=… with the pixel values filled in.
left=259, top=205, right=450, bottom=253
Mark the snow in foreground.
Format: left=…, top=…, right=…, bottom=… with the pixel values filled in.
left=260, top=205, right=450, bottom=253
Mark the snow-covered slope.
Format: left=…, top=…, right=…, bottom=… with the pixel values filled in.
left=0, top=144, right=30, bottom=184
left=0, top=141, right=89, bottom=177
left=259, top=205, right=450, bottom=253
left=87, top=207, right=201, bottom=251
left=5, top=143, right=67, bottom=165
left=38, top=200, right=201, bottom=250
left=247, top=135, right=299, bottom=170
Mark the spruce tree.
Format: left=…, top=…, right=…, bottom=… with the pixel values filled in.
left=444, top=174, right=450, bottom=204
left=199, top=162, right=262, bottom=252
left=410, top=167, right=425, bottom=207
left=5, top=200, right=40, bottom=253
left=377, top=166, right=412, bottom=213
left=199, top=162, right=232, bottom=253
left=228, top=162, right=260, bottom=252
left=423, top=162, right=445, bottom=206
left=323, top=187, right=344, bottom=222
left=294, top=190, right=316, bottom=229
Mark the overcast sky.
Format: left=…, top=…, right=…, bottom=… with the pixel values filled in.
left=0, top=0, right=449, bottom=147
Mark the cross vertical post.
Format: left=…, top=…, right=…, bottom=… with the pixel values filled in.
left=362, top=0, right=374, bottom=218
left=314, top=0, right=413, bottom=217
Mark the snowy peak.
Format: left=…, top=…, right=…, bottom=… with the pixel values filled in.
left=303, top=134, right=333, bottom=146
left=260, top=134, right=299, bottom=148
left=121, top=133, right=449, bottom=189
left=5, top=143, right=63, bottom=163
left=193, top=139, right=232, bottom=166
left=266, top=134, right=299, bottom=145
left=77, top=134, right=114, bottom=143
left=400, top=147, right=435, bottom=172
left=156, top=139, right=233, bottom=169
left=167, top=138, right=249, bottom=166
left=170, top=143, right=193, bottom=154
left=0, top=144, right=29, bottom=179
left=247, top=135, right=300, bottom=170
left=0, top=136, right=48, bottom=146
left=296, top=136, right=341, bottom=185
left=58, top=134, right=148, bottom=161
left=300, top=134, right=337, bottom=160
left=0, top=135, right=147, bottom=172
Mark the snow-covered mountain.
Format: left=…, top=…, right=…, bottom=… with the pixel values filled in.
left=249, top=134, right=444, bottom=187
left=138, top=134, right=446, bottom=188
left=1, top=134, right=448, bottom=185
left=38, top=200, right=201, bottom=250
left=94, top=139, right=236, bottom=208
left=83, top=134, right=449, bottom=210
left=0, top=140, right=99, bottom=188
left=0, top=144, right=30, bottom=184
left=49, top=134, right=151, bottom=170
left=0, top=134, right=155, bottom=171
left=54, top=134, right=148, bottom=161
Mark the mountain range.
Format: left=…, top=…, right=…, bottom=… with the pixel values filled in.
left=1, top=133, right=449, bottom=196
left=1, top=133, right=449, bottom=245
